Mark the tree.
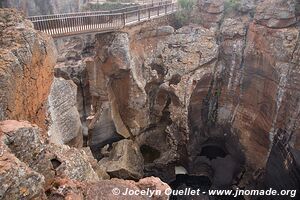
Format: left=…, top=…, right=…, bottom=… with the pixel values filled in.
left=174, top=0, right=197, bottom=28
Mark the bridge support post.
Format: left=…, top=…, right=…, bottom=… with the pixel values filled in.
left=122, top=13, right=126, bottom=26
left=138, top=9, right=141, bottom=21
left=165, top=4, right=167, bottom=14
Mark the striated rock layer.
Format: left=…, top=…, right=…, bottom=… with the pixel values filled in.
left=47, top=77, right=83, bottom=147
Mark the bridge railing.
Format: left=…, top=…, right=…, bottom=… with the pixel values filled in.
left=28, top=2, right=177, bottom=37
left=27, top=0, right=173, bottom=22
left=124, top=3, right=176, bottom=24
left=32, top=13, right=124, bottom=37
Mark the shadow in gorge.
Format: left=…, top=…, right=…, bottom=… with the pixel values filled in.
left=169, top=173, right=245, bottom=200
left=169, top=174, right=212, bottom=200
left=199, top=144, right=227, bottom=160
left=185, top=140, right=245, bottom=200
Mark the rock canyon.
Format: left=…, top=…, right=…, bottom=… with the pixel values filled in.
left=0, top=0, right=300, bottom=199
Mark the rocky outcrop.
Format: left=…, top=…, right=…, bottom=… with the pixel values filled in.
left=82, top=147, right=110, bottom=180
left=0, top=9, right=57, bottom=130
left=2, top=1, right=300, bottom=199
left=0, top=123, right=46, bottom=200
left=193, top=0, right=225, bottom=28
left=254, top=0, right=298, bottom=28
left=47, top=77, right=83, bottom=147
left=0, top=0, right=88, bottom=16
left=0, top=120, right=99, bottom=189
left=0, top=8, right=178, bottom=200
left=0, top=120, right=171, bottom=199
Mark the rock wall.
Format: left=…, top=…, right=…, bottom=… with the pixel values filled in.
left=265, top=131, right=300, bottom=199
left=0, top=0, right=89, bottom=16
left=189, top=0, right=300, bottom=169
left=0, top=9, right=57, bottom=130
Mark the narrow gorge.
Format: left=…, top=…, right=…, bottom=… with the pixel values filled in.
left=0, top=0, right=300, bottom=199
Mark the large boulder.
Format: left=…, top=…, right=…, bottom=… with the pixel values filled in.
left=99, top=139, right=144, bottom=180
left=47, top=77, right=83, bottom=147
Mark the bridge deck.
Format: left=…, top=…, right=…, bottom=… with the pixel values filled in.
left=28, top=1, right=177, bottom=38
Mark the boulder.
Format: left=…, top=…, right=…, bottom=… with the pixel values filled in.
left=81, top=147, right=110, bottom=180
left=99, top=139, right=144, bottom=180
left=47, top=77, right=83, bottom=147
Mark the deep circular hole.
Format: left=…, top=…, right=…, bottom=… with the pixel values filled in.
left=140, top=145, right=161, bottom=164
left=199, top=145, right=227, bottom=160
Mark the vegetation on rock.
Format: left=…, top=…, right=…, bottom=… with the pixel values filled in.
left=81, top=2, right=138, bottom=11
left=224, top=0, right=241, bottom=13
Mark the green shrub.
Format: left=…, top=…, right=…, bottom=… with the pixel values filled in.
left=81, top=2, right=138, bottom=11
left=174, top=0, right=197, bottom=28
left=224, top=0, right=240, bottom=13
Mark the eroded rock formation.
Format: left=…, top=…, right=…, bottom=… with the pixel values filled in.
left=68, top=0, right=300, bottom=196
left=0, top=120, right=169, bottom=199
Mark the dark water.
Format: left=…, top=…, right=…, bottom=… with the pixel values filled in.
left=199, top=145, right=227, bottom=160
